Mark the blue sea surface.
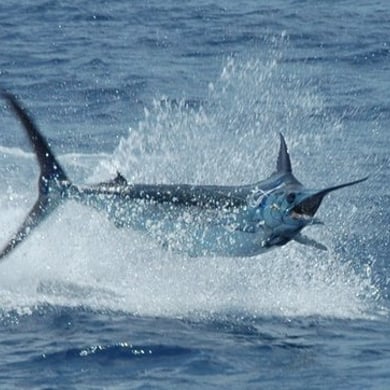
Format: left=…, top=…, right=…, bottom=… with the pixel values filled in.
left=0, top=1, right=389, bottom=388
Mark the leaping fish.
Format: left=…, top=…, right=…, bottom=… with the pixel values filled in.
left=0, top=91, right=367, bottom=260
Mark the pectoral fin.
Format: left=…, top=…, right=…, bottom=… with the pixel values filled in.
left=293, top=233, right=328, bottom=251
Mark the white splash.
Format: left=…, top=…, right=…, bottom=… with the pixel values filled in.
left=0, top=54, right=381, bottom=320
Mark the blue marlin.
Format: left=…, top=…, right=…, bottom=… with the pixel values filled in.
left=0, top=91, right=367, bottom=260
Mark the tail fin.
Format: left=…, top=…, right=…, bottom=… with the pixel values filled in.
left=0, top=91, right=70, bottom=261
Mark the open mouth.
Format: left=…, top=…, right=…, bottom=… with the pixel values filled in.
left=291, top=193, right=324, bottom=219
left=289, top=177, right=369, bottom=221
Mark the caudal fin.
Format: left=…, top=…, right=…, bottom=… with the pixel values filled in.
left=0, top=91, right=70, bottom=261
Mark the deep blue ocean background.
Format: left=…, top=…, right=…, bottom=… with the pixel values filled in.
left=0, top=1, right=389, bottom=388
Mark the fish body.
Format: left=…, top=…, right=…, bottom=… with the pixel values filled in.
left=0, top=91, right=367, bottom=260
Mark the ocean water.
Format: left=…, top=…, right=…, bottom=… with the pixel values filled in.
left=0, top=0, right=389, bottom=388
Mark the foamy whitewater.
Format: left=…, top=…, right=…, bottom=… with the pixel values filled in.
left=0, top=56, right=379, bottom=319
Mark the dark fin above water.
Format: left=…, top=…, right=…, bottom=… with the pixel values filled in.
left=2, top=91, right=68, bottom=184
left=276, top=133, right=292, bottom=174
left=0, top=90, right=70, bottom=261
left=114, top=171, right=128, bottom=185
left=0, top=197, right=59, bottom=261
left=106, top=171, right=128, bottom=186
left=93, top=171, right=128, bottom=189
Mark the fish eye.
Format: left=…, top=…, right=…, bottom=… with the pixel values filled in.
left=286, top=192, right=296, bottom=203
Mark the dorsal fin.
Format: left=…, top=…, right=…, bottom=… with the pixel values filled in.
left=114, top=171, right=127, bottom=185
left=94, top=171, right=128, bottom=188
left=103, top=171, right=127, bottom=186
left=276, top=133, right=292, bottom=174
